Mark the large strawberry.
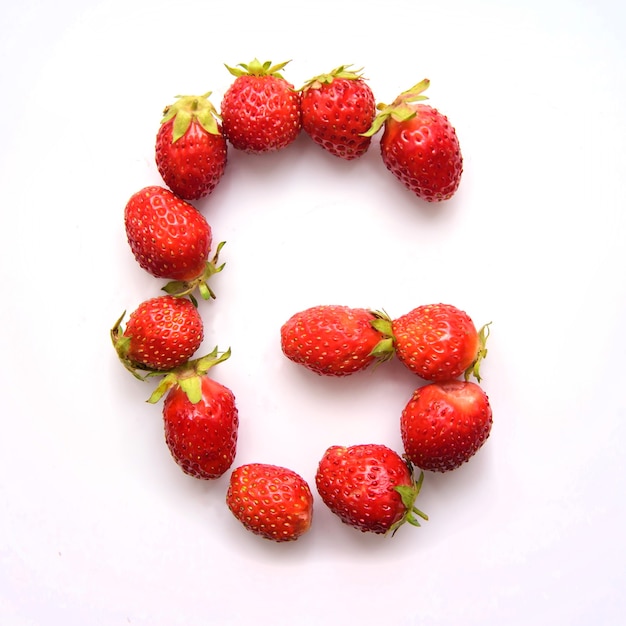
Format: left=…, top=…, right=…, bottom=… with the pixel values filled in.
left=280, top=305, right=389, bottom=376
left=148, top=348, right=238, bottom=480
left=220, top=58, right=301, bottom=153
left=373, top=304, right=490, bottom=382
left=401, top=380, right=493, bottom=472
left=363, top=79, right=463, bottom=202
left=111, top=295, right=203, bottom=376
left=155, top=92, right=227, bottom=200
left=315, top=443, right=427, bottom=535
left=226, top=463, right=314, bottom=542
left=300, top=64, right=376, bottom=160
left=124, top=185, right=224, bottom=301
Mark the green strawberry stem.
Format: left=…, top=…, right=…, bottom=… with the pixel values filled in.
left=110, top=310, right=149, bottom=380
left=464, top=322, right=492, bottom=383
left=161, top=92, right=221, bottom=142
left=361, top=78, right=430, bottom=138
left=369, top=309, right=396, bottom=362
left=389, top=466, right=428, bottom=537
left=225, top=58, right=291, bottom=79
left=148, top=347, right=232, bottom=405
left=299, top=64, right=366, bottom=92
left=161, top=240, right=226, bottom=304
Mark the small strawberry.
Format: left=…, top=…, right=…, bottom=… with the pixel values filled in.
left=401, top=380, right=493, bottom=472
left=155, top=92, right=227, bottom=200
left=300, top=64, right=376, bottom=160
left=363, top=79, right=463, bottom=201
left=148, top=348, right=238, bottom=480
left=124, top=186, right=225, bottom=301
left=226, top=463, right=314, bottom=542
left=373, top=304, right=490, bottom=382
left=315, top=443, right=427, bottom=535
left=220, top=58, right=301, bottom=153
left=280, top=305, right=388, bottom=376
left=111, top=295, right=203, bottom=376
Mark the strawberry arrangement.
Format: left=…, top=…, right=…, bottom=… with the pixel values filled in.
left=111, top=59, right=492, bottom=542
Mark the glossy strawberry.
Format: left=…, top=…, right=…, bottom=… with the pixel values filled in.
left=300, top=64, right=376, bottom=160
left=226, top=463, right=314, bottom=542
left=315, top=443, right=427, bottom=535
left=220, top=58, right=301, bottom=153
left=373, top=304, right=490, bottom=382
left=364, top=79, right=463, bottom=201
left=280, top=305, right=388, bottom=376
left=111, top=295, right=203, bottom=375
left=401, top=380, right=493, bottom=472
left=155, top=92, right=227, bottom=200
left=149, top=349, right=238, bottom=480
left=124, top=186, right=224, bottom=301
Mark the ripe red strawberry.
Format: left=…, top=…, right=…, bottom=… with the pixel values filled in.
left=315, top=443, right=427, bottom=535
left=363, top=79, right=463, bottom=201
left=220, top=58, right=301, bottom=153
left=124, top=186, right=224, bottom=301
left=373, top=304, right=490, bottom=382
left=280, top=305, right=388, bottom=376
left=111, top=295, right=203, bottom=375
left=300, top=64, right=376, bottom=160
left=155, top=92, right=227, bottom=200
left=148, top=348, right=238, bottom=480
left=226, top=463, right=314, bottom=542
left=401, top=380, right=493, bottom=472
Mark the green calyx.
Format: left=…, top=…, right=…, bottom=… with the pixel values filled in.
left=161, top=92, right=221, bottom=142
left=464, top=321, right=492, bottom=383
left=361, top=78, right=430, bottom=138
left=388, top=464, right=429, bottom=537
left=225, top=58, right=291, bottom=79
left=368, top=309, right=397, bottom=363
left=147, top=346, right=232, bottom=404
left=161, top=241, right=226, bottom=305
left=299, top=63, right=366, bottom=91
left=110, top=310, right=147, bottom=380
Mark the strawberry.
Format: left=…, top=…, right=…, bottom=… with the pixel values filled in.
left=300, top=64, right=376, bottom=160
left=363, top=79, right=463, bottom=202
left=280, top=305, right=388, bottom=376
left=401, top=380, right=493, bottom=472
left=220, top=58, right=301, bottom=153
left=373, top=304, right=490, bottom=382
left=124, top=185, right=225, bottom=301
left=155, top=92, right=227, bottom=200
left=111, top=295, right=203, bottom=376
left=315, top=443, right=427, bottom=535
left=148, top=348, right=238, bottom=480
left=226, top=463, right=314, bottom=542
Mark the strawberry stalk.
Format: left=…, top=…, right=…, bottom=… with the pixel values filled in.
left=464, top=322, right=492, bottom=383
left=389, top=463, right=429, bottom=536
left=161, top=240, right=226, bottom=305
left=299, top=64, right=366, bottom=91
left=161, top=92, right=222, bottom=141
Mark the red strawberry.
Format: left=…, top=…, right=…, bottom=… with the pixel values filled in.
left=111, top=295, right=203, bottom=375
left=220, top=58, right=301, bottom=153
left=148, top=348, right=238, bottom=480
left=280, top=305, right=388, bottom=376
left=155, top=92, right=227, bottom=200
left=300, top=64, right=376, bottom=160
left=124, top=186, right=225, bottom=301
left=401, top=380, right=493, bottom=472
left=363, top=79, right=463, bottom=201
left=315, top=443, right=427, bottom=535
left=373, top=304, right=490, bottom=382
left=226, top=463, right=314, bottom=542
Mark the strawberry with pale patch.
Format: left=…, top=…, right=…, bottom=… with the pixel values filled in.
left=300, top=64, right=376, bottom=160
left=280, top=305, right=389, bottom=376
left=111, top=295, right=203, bottom=376
left=124, top=185, right=225, bottom=301
left=226, top=463, right=314, bottom=542
left=220, top=58, right=301, bottom=153
left=364, top=79, right=463, bottom=202
left=401, top=380, right=493, bottom=472
left=315, top=443, right=427, bottom=535
left=155, top=92, right=227, bottom=200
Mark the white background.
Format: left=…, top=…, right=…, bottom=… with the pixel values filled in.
left=1, top=0, right=625, bottom=624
